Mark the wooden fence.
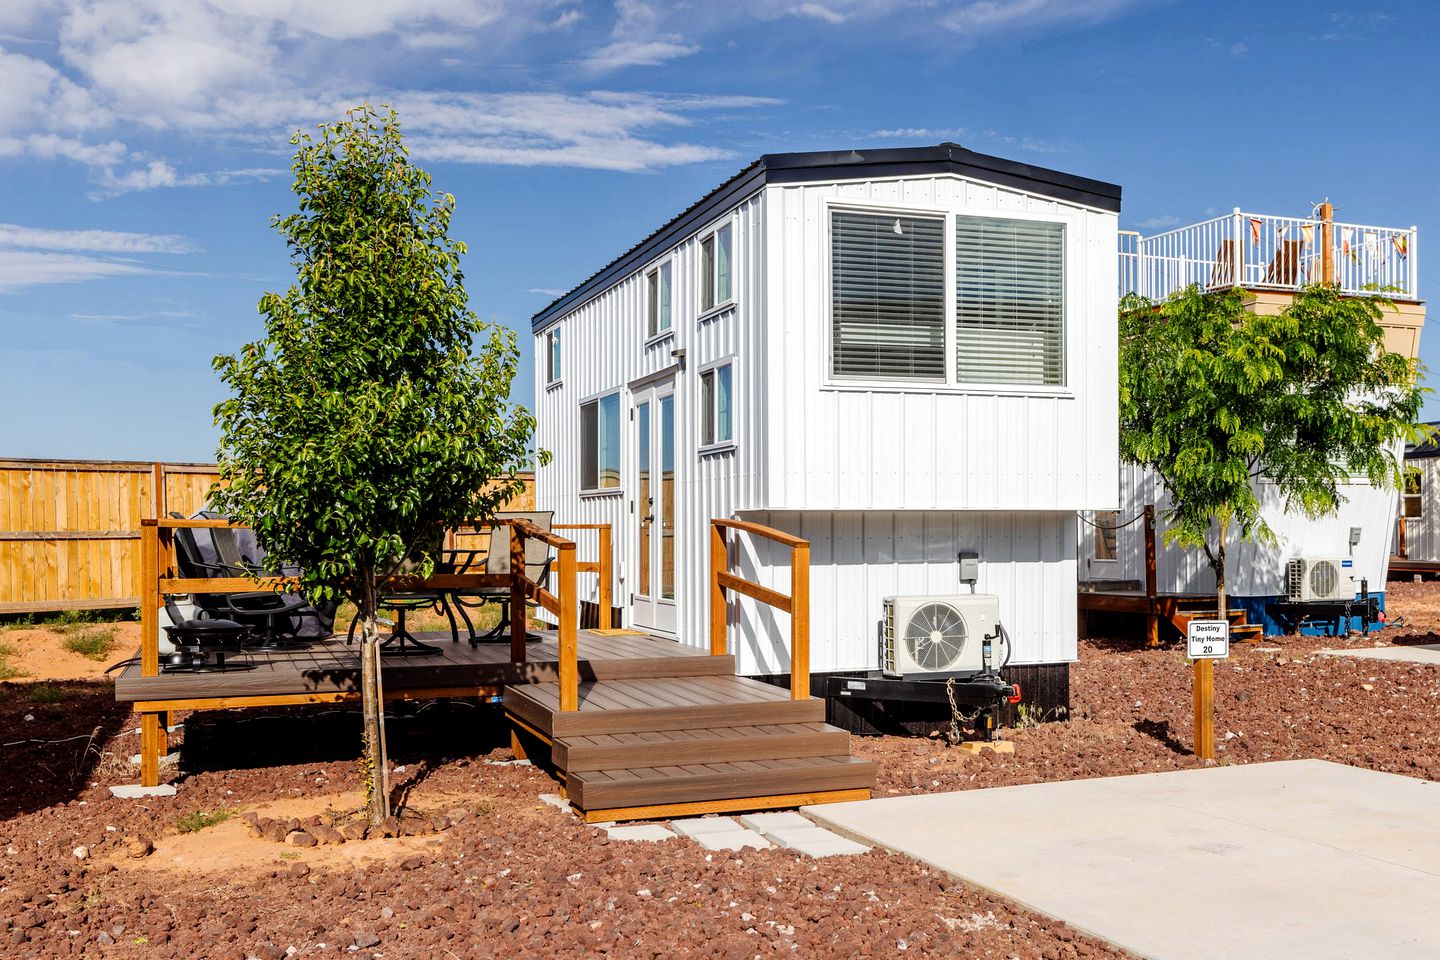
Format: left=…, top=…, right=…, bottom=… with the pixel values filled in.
left=0, top=458, right=534, bottom=615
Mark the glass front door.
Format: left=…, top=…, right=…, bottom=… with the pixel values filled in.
left=633, top=381, right=677, bottom=634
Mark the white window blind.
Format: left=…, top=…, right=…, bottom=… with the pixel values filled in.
left=955, top=216, right=1065, bottom=386
left=830, top=211, right=945, bottom=381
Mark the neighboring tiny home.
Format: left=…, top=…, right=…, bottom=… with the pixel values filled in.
left=533, top=144, right=1122, bottom=708
left=1083, top=209, right=1425, bottom=635
left=1395, top=424, right=1440, bottom=568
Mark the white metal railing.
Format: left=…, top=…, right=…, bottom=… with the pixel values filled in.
left=1119, top=208, right=1418, bottom=302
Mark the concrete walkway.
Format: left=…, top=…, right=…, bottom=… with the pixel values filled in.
left=805, top=760, right=1440, bottom=960
left=1321, top=642, right=1440, bottom=665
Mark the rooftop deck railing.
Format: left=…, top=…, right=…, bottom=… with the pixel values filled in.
left=1120, top=207, right=1418, bottom=302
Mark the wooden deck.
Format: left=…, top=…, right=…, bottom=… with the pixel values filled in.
left=115, top=629, right=726, bottom=708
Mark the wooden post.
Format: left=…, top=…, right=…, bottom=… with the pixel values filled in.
left=597, top=524, right=612, bottom=630
left=790, top=541, right=810, bottom=701
left=140, top=520, right=159, bottom=678
left=557, top=543, right=578, bottom=712
left=1144, top=504, right=1159, bottom=648
left=709, top=522, right=727, bottom=656
left=1319, top=201, right=1335, bottom=286
left=151, top=462, right=166, bottom=518
left=1399, top=513, right=1408, bottom=560
left=509, top=524, right=526, bottom=664
left=139, top=518, right=162, bottom=787
left=1193, top=658, right=1215, bottom=760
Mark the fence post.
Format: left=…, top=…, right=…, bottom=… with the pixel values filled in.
left=790, top=541, right=810, bottom=700
left=151, top=462, right=166, bottom=518
left=709, top=523, right=727, bottom=656
left=1320, top=202, right=1335, bottom=286
left=509, top=524, right=526, bottom=665
left=1144, top=503, right=1159, bottom=649
left=558, top=544, right=578, bottom=712
left=597, top=524, right=612, bottom=630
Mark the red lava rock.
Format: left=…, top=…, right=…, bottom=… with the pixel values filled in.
left=125, top=838, right=153, bottom=859
left=340, top=822, right=369, bottom=841
left=284, top=830, right=317, bottom=848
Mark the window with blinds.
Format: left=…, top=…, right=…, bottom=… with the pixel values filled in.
left=955, top=216, right=1065, bottom=386
left=830, top=211, right=945, bottom=381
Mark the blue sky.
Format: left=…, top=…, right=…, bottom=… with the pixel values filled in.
left=1, top=0, right=1435, bottom=461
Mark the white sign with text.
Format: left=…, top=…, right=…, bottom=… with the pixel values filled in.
left=1187, top=619, right=1230, bottom=659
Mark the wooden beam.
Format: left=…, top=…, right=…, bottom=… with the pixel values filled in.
left=0, top=530, right=140, bottom=541
left=716, top=570, right=793, bottom=613
left=132, top=686, right=503, bottom=713
left=710, top=523, right=727, bottom=656
left=140, top=712, right=162, bottom=788
left=557, top=544, right=578, bottom=713
left=597, top=523, right=612, bottom=630
left=140, top=521, right=159, bottom=678
left=790, top=541, right=810, bottom=701
left=1320, top=201, right=1335, bottom=286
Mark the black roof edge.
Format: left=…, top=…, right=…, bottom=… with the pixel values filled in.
left=531, top=143, right=1122, bottom=331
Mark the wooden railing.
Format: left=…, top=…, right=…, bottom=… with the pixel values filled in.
left=139, top=516, right=611, bottom=714
left=554, top=523, right=613, bottom=632
left=709, top=518, right=811, bottom=701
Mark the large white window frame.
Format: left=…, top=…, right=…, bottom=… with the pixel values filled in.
left=821, top=199, right=1076, bottom=397
left=579, top=391, right=623, bottom=495
left=698, top=357, right=737, bottom=452
left=699, top=220, right=735, bottom=317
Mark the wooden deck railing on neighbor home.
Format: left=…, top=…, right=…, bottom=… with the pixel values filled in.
left=709, top=518, right=810, bottom=700
left=136, top=516, right=611, bottom=781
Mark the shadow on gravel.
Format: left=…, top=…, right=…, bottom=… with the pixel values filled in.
left=1386, top=630, right=1440, bottom=647
left=0, top=679, right=133, bottom=819
left=1133, top=718, right=1192, bottom=756
left=179, top=699, right=513, bottom=778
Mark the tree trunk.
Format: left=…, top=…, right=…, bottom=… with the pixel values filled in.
left=1214, top=518, right=1228, bottom=622
left=358, top=570, right=389, bottom=825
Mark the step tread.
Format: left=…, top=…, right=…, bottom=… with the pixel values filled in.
left=568, top=754, right=875, bottom=811
left=553, top=721, right=852, bottom=772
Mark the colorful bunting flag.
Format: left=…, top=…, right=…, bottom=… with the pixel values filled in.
left=1342, top=227, right=1355, bottom=260
left=1249, top=217, right=1263, bottom=246
left=1394, top=234, right=1409, bottom=257
left=1300, top=224, right=1315, bottom=246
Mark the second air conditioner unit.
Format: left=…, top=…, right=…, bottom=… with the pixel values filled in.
left=881, top=594, right=1001, bottom=678
left=1286, top=557, right=1355, bottom=603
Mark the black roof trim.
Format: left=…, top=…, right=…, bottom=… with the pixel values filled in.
left=532, top=143, right=1122, bottom=331
left=1406, top=421, right=1440, bottom=459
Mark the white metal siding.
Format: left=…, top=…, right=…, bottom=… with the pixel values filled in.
left=762, top=176, right=1119, bottom=513
left=534, top=193, right=767, bottom=635
left=1081, top=462, right=1398, bottom=597
left=731, top=510, right=1078, bottom=674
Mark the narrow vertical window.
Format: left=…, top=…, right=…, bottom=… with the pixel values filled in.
left=1092, top=510, right=1118, bottom=561
left=545, top=328, right=561, bottom=384
left=647, top=263, right=672, bottom=338
left=1405, top=468, right=1423, bottom=519
left=700, top=362, right=734, bottom=447
left=700, top=235, right=716, bottom=311
left=580, top=394, right=621, bottom=491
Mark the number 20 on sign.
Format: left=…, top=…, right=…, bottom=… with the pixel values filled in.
left=1186, top=620, right=1228, bottom=761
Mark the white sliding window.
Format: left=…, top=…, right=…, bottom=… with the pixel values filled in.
left=580, top=393, right=621, bottom=491
left=955, top=216, right=1065, bottom=386
left=830, top=211, right=945, bottom=381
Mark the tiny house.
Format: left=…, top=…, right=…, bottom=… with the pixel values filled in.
left=1395, top=424, right=1440, bottom=568
left=1084, top=209, right=1425, bottom=635
left=533, top=144, right=1122, bottom=711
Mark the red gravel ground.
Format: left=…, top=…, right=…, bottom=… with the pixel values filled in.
left=2, top=582, right=1439, bottom=959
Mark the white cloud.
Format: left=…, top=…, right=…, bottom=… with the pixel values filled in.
left=790, top=4, right=850, bottom=25
left=527, top=287, right=568, bottom=296
left=0, top=251, right=151, bottom=291
left=871, top=126, right=968, bottom=140
left=1134, top=214, right=1180, bottom=230
left=0, top=223, right=196, bottom=254
left=940, top=0, right=1149, bottom=36
left=1230, top=41, right=1248, bottom=57
left=581, top=0, right=699, bottom=71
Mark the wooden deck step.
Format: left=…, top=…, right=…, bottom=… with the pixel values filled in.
left=552, top=722, right=852, bottom=772
left=504, top=675, right=825, bottom=739
left=566, top=755, right=876, bottom=813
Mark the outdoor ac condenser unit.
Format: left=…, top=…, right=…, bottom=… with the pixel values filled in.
left=882, top=594, right=1001, bottom=678
left=1286, top=558, right=1356, bottom=603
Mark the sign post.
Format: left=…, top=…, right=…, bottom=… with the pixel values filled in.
left=1186, top=620, right=1229, bottom=761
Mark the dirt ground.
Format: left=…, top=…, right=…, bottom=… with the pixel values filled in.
left=2, top=583, right=1439, bottom=958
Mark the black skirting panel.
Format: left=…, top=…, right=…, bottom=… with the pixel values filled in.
left=752, top=663, right=1071, bottom=738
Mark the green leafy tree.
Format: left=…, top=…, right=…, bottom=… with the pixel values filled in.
left=1119, top=284, right=1424, bottom=618
left=211, top=106, right=537, bottom=823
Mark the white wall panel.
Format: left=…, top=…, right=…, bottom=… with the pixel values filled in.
left=731, top=510, right=1078, bottom=674
left=1402, top=456, right=1440, bottom=562
left=762, top=177, right=1119, bottom=513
